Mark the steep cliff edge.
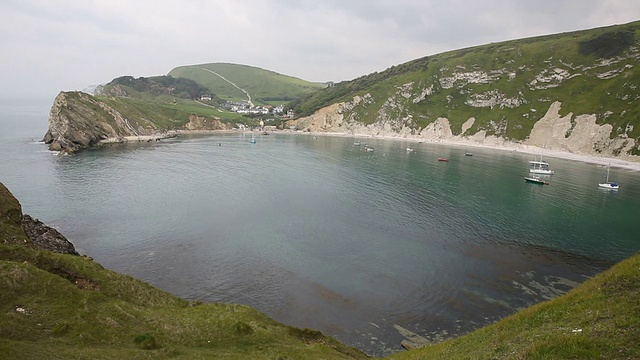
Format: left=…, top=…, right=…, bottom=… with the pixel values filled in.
left=42, top=91, right=162, bottom=153
left=0, top=182, right=78, bottom=255
left=41, top=91, right=234, bottom=153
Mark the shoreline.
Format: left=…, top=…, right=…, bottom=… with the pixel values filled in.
left=98, top=128, right=640, bottom=172
left=299, top=130, right=640, bottom=172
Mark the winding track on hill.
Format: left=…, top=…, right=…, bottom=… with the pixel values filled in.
left=200, top=68, right=253, bottom=106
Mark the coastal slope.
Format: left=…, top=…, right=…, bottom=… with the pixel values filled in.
left=42, top=91, right=165, bottom=153
left=42, top=91, right=234, bottom=153
left=287, top=21, right=640, bottom=161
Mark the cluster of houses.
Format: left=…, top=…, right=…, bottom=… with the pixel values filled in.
left=199, top=95, right=294, bottom=117
left=231, top=103, right=290, bottom=116
left=200, top=96, right=297, bottom=119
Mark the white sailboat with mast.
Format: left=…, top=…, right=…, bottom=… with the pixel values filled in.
left=598, top=164, right=619, bottom=190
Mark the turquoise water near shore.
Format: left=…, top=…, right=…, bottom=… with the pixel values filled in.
left=2, top=98, right=640, bottom=356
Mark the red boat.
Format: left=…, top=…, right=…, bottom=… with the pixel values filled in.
left=438, top=158, right=449, bottom=162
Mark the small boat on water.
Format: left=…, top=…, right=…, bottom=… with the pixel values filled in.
left=529, top=154, right=554, bottom=175
left=407, top=147, right=414, bottom=152
left=364, top=145, right=374, bottom=152
left=353, top=141, right=361, bottom=146
left=249, top=136, right=257, bottom=143
left=529, top=160, right=554, bottom=175
left=464, top=152, right=473, bottom=156
left=524, top=176, right=549, bottom=185
left=438, top=158, right=449, bottom=162
left=598, top=164, right=619, bottom=190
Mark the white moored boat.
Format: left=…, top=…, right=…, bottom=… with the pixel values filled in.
left=598, top=165, right=619, bottom=190
left=529, top=160, right=554, bottom=175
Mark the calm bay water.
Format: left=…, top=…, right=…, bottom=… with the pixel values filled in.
left=2, top=98, right=640, bottom=356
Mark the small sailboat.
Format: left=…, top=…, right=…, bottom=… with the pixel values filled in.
left=249, top=135, right=257, bottom=143
left=525, top=176, right=549, bottom=185
left=598, top=164, right=619, bottom=190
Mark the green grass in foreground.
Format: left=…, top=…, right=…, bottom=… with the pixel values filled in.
left=388, top=252, right=640, bottom=360
left=2, top=243, right=639, bottom=360
left=0, top=244, right=367, bottom=360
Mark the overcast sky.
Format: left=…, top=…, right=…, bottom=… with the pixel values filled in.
left=2, top=0, right=640, bottom=99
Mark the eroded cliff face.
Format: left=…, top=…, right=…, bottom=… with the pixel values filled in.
left=42, top=91, right=159, bottom=153
left=288, top=98, right=638, bottom=160
left=184, top=114, right=234, bottom=131
left=42, top=92, right=233, bottom=153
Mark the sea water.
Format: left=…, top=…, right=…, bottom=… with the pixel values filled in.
left=1, top=98, right=640, bottom=356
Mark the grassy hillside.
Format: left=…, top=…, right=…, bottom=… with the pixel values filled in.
left=169, top=62, right=323, bottom=105
left=388, top=252, right=640, bottom=360
left=287, top=21, right=640, bottom=150
left=0, top=244, right=369, bottom=360
left=97, top=95, right=250, bottom=129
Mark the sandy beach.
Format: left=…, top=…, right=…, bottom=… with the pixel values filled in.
left=298, top=130, right=640, bottom=172
left=98, top=128, right=640, bottom=172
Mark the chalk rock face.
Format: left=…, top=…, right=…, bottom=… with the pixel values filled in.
left=525, top=101, right=636, bottom=157
left=43, top=92, right=140, bottom=153
left=184, top=115, right=234, bottom=131
left=289, top=96, right=638, bottom=160
left=419, top=118, right=454, bottom=140
left=42, top=91, right=159, bottom=153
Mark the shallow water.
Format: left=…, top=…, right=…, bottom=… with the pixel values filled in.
left=1, top=98, right=639, bottom=356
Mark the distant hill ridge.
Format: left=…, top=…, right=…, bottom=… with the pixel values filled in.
left=168, top=62, right=324, bottom=105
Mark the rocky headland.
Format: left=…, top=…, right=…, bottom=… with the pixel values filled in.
left=41, top=91, right=235, bottom=154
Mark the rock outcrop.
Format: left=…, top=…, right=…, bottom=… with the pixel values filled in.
left=42, top=91, right=160, bottom=153
left=42, top=91, right=238, bottom=153
left=21, top=214, right=79, bottom=255
left=1, top=182, right=79, bottom=255
left=184, top=114, right=234, bottom=131
left=0, top=182, right=29, bottom=246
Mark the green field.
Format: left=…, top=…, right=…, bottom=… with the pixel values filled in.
left=169, top=62, right=323, bottom=105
